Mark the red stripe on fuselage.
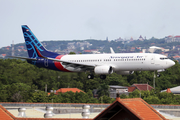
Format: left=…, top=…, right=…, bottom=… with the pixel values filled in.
left=54, top=55, right=71, bottom=72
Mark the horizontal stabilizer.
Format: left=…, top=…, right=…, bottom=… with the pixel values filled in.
left=8, top=56, right=37, bottom=61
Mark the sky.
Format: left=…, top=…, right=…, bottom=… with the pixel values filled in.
left=0, top=0, right=180, bottom=48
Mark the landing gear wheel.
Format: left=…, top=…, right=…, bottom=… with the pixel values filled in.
left=100, top=75, right=106, bottom=79
left=87, top=74, right=94, bottom=79
left=157, top=73, right=161, bottom=77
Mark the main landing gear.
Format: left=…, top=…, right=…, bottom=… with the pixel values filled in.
left=87, top=74, right=94, bottom=79
left=100, top=75, right=106, bottom=79
left=87, top=74, right=106, bottom=79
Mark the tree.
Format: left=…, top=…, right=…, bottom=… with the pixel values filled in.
left=97, top=83, right=110, bottom=98
left=99, top=95, right=115, bottom=103
left=143, top=96, right=160, bottom=104
left=29, top=91, right=48, bottom=103
left=129, top=89, right=140, bottom=98
left=69, top=52, right=76, bottom=54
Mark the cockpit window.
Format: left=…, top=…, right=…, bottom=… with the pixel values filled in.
left=160, top=57, right=168, bottom=60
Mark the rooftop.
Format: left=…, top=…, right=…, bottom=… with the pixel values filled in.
left=132, top=84, right=154, bottom=91
left=55, top=88, right=84, bottom=94
left=94, top=97, right=166, bottom=120
left=1, top=102, right=180, bottom=120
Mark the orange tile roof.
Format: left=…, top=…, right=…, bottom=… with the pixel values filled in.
left=0, top=105, right=14, bottom=120
left=94, top=97, right=166, bottom=120
left=132, top=84, right=154, bottom=91
left=55, top=88, right=84, bottom=94
left=173, top=56, right=180, bottom=58
left=121, top=98, right=166, bottom=120
left=1, top=54, right=6, bottom=57
left=84, top=50, right=91, bottom=52
left=128, top=86, right=136, bottom=92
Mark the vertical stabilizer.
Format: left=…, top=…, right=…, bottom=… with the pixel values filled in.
left=22, top=25, right=58, bottom=58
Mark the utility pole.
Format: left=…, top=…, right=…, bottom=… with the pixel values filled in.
left=153, top=71, right=156, bottom=89
left=45, top=84, right=47, bottom=93
left=12, top=40, right=14, bottom=56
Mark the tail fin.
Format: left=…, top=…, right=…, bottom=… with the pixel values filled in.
left=22, top=25, right=58, bottom=58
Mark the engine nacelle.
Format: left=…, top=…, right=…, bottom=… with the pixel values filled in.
left=94, top=66, right=113, bottom=75
left=116, top=71, right=134, bottom=75
left=157, top=69, right=166, bottom=72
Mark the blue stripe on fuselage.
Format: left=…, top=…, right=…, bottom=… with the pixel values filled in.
left=27, top=57, right=60, bottom=71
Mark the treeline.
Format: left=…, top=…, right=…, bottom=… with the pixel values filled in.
left=0, top=59, right=180, bottom=104
left=2, top=37, right=178, bottom=57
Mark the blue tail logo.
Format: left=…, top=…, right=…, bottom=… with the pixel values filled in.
left=22, top=25, right=58, bottom=58
left=22, top=25, right=45, bottom=58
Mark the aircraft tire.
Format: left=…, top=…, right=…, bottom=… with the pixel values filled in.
left=87, top=74, right=94, bottom=79
left=100, top=75, right=106, bottom=79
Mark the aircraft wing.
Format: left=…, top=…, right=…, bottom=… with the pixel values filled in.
left=45, top=57, right=95, bottom=71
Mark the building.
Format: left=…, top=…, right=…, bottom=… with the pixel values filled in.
left=128, top=84, right=154, bottom=92
left=93, top=85, right=129, bottom=99
left=94, top=96, right=166, bottom=120
left=109, top=85, right=128, bottom=98
left=49, top=88, right=84, bottom=95
left=0, top=96, right=167, bottom=120
left=93, top=84, right=154, bottom=98
left=138, top=35, right=144, bottom=41
left=165, top=35, right=180, bottom=43
left=0, top=54, right=6, bottom=58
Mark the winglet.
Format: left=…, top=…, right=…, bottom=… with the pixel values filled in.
left=110, top=47, right=115, bottom=54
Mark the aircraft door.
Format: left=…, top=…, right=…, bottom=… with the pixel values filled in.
left=44, top=59, right=48, bottom=67
left=151, top=55, right=155, bottom=64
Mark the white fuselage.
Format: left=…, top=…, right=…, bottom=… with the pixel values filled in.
left=60, top=53, right=175, bottom=72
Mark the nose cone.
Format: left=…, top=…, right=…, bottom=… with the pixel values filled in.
left=168, top=60, right=175, bottom=67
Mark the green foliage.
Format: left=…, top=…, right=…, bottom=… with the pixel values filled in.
left=99, top=95, right=115, bottom=103
left=143, top=96, right=160, bottom=104
left=1, top=59, right=180, bottom=104
left=97, top=83, right=110, bottom=98
left=124, top=89, right=180, bottom=105
left=46, top=91, right=99, bottom=103
left=69, top=52, right=76, bottom=54
left=129, top=89, right=141, bottom=98
left=29, top=91, right=48, bottom=103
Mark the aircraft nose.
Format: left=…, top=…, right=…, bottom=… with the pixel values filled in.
left=168, top=60, right=175, bottom=67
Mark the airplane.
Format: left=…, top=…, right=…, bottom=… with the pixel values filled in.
left=9, top=25, right=175, bottom=79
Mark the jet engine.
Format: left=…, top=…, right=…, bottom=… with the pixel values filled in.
left=115, top=71, right=134, bottom=75
left=94, top=66, right=113, bottom=74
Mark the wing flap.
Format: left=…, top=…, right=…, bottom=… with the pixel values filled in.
left=51, top=57, right=95, bottom=71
